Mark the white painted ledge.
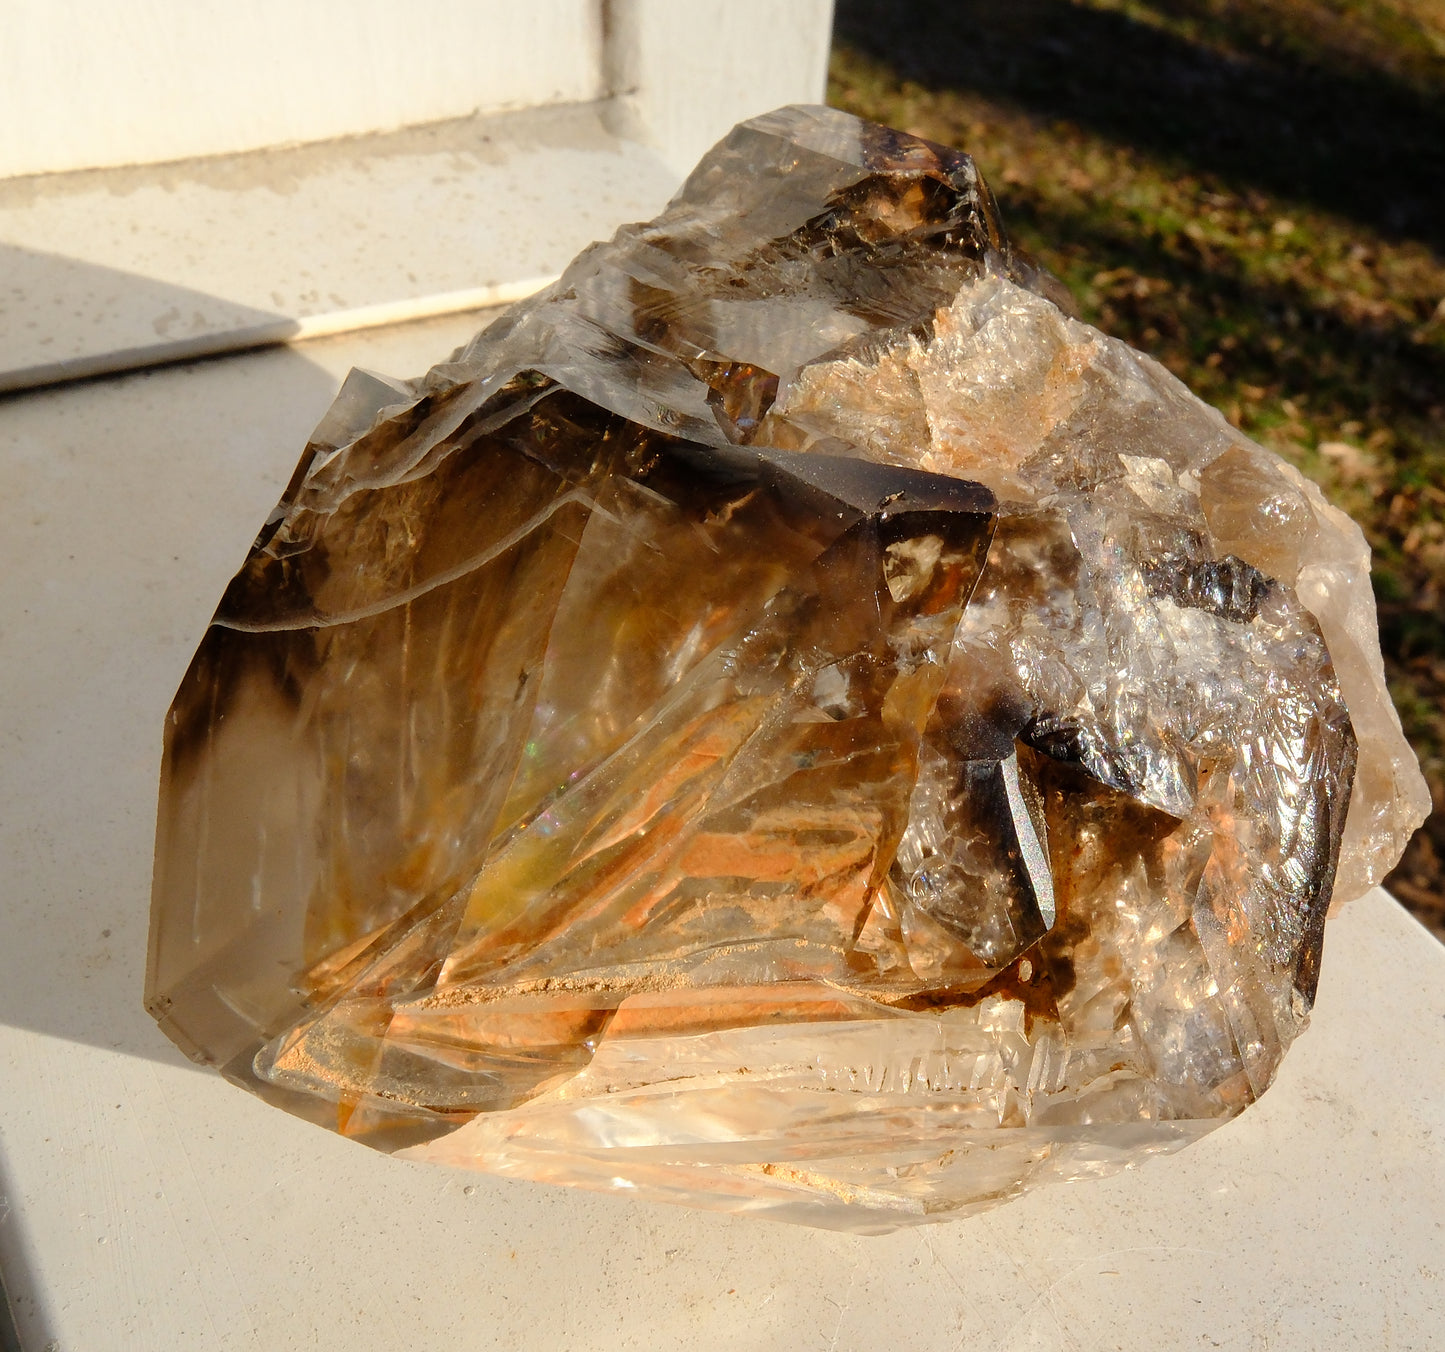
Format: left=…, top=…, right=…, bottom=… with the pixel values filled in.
left=0, top=317, right=1442, bottom=1350
left=0, top=0, right=836, bottom=398
left=0, top=101, right=680, bottom=394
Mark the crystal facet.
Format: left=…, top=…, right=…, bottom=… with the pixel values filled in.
left=147, top=106, right=1429, bottom=1231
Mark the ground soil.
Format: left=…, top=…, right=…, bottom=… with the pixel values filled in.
left=830, top=0, right=1445, bottom=939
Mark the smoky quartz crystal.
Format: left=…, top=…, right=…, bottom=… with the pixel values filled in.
left=147, top=106, right=1429, bottom=1231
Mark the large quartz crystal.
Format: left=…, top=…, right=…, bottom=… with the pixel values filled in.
left=148, top=106, right=1429, bottom=1231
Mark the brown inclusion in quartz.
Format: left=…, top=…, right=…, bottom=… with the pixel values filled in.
left=148, top=106, right=1420, bottom=1231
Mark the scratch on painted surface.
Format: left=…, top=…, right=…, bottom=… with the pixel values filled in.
left=825, top=1259, right=860, bottom=1352
left=918, top=1230, right=992, bottom=1335
left=999, top=1246, right=1228, bottom=1351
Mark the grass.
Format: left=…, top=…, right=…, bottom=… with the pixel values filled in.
left=829, top=0, right=1445, bottom=935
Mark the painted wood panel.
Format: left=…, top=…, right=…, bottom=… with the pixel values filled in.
left=0, top=0, right=605, bottom=177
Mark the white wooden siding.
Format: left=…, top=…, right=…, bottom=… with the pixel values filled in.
left=0, top=0, right=606, bottom=178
